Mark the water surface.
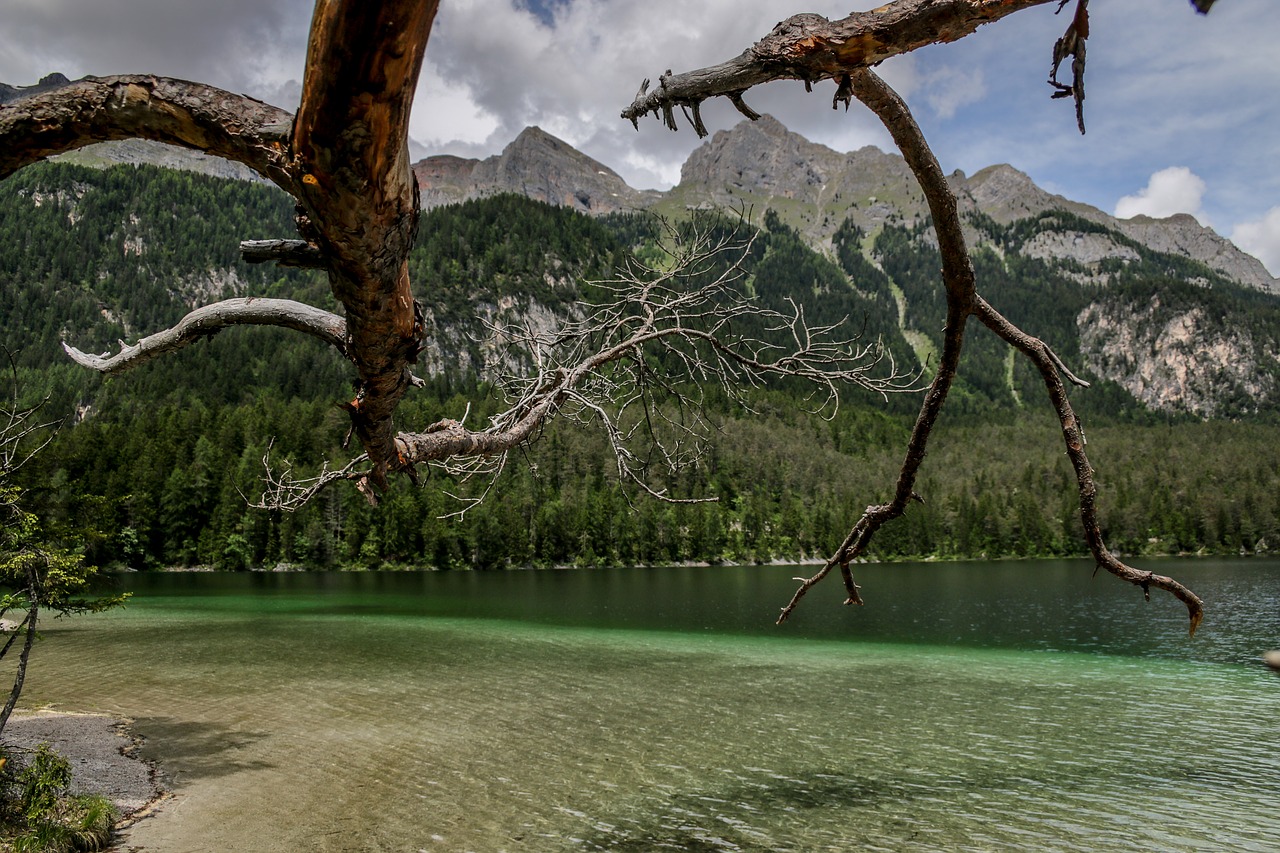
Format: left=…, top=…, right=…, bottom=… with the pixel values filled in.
left=17, top=559, right=1280, bottom=852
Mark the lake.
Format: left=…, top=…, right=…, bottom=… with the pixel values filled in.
left=16, top=558, right=1280, bottom=852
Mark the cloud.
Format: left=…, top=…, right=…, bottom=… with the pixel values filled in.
left=1115, top=167, right=1208, bottom=223
left=412, top=0, right=888, bottom=189
left=0, top=0, right=312, bottom=99
left=920, top=65, right=986, bottom=120
left=1232, top=208, right=1280, bottom=276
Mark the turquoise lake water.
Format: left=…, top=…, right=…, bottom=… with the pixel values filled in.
left=14, top=558, right=1280, bottom=852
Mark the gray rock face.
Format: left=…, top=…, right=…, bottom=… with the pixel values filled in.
left=673, top=115, right=924, bottom=241
left=413, top=126, right=659, bottom=214
left=56, top=139, right=267, bottom=183
left=672, top=119, right=1276, bottom=293
left=957, top=164, right=1277, bottom=293
left=1078, top=300, right=1276, bottom=417
left=1115, top=214, right=1276, bottom=293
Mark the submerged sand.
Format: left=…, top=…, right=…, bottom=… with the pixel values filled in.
left=2, top=711, right=167, bottom=823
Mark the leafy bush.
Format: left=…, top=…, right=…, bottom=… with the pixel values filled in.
left=0, top=744, right=117, bottom=853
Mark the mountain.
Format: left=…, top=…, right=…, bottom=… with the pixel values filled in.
left=405, top=117, right=1280, bottom=418
left=669, top=115, right=1278, bottom=294
left=9, top=72, right=1269, bottom=294
left=0, top=72, right=72, bottom=104
left=7, top=73, right=1280, bottom=419
left=409, top=114, right=1275, bottom=295
left=413, top=126, right=661, bottom=214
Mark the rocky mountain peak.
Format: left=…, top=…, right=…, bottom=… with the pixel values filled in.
left=413, top=126, right=658, bottom=215
left=0, top=71, right=74, bottom=105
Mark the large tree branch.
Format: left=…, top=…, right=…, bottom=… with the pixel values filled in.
left=779, top=68, right=973, bottom=621
left=774, top=67, right=1202, bottom=635
left=0, top=75, right=297, bottom=191
left=291, top=0, right=441, bottom=489
left=973, top=297, right=1204, bottom=634
left=62, top=298, right=347, bottom=375
left=622, top=0, right=1055, bottom=134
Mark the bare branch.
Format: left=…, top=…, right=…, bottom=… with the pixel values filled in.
left=973, top=296, right=1203, bottom=634
left=0, top=75, right=297, bottom=191
left=258, top=213, right=920, bottom=511
left=240, top=239, right=327, bottom=269
left=250, top=443, right=370, bottom=513
left=0, top=348, right=60, bottom=477
left=622, top=0, right=1055, bottom=136
left=62, top=297, right=348, bottom=375
left=775, top=68, right=1202, bottom=635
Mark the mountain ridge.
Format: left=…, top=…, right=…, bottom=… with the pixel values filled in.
left=5, top=73, right=1273, bottom=292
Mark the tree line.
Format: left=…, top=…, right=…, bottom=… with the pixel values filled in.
left=3, top=162, right=1279, bottom=570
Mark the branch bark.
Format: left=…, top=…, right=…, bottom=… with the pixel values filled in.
left=290, top=0, right=441, bottom=489
left=62, top=298, right=348, bottom=375
left=240, top=239, right=327, bottom=269
left=622, top=0, right=1056, bottom=134
left=0, top=75, right=298, bottom=191
left=772, top=68, right=1202, bottom=635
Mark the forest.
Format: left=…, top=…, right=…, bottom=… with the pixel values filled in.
left=4, top=160, right=1280, bottom=572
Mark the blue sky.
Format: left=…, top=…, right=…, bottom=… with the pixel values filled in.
left=3, top=0, right=1278, bottom=272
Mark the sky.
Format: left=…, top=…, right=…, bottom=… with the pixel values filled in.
left=2, top=0, right=1278, bottom=273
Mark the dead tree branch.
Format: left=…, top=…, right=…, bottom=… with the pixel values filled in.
left=973, top=296, right=1203, bottom=633
left=0, top=349, right=59, bottom=477
left=0, top=75, right=298, bottom=191
left=622, top=0, right=1056, bottom=135
left=766, top=68, right=1202, bottom=634
left=258, top=215, right=921, bottom=511
left=240, top=239, right=327, bottom=269
left=250, top=445, right=371, bottom=513
left=62, top=298, right=349, bottom=375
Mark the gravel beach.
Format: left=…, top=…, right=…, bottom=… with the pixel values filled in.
left=2, top=711, right=166, bottom=821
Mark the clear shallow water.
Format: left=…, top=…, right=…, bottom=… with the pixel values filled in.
left=14, top=559, right=1280, bottom=852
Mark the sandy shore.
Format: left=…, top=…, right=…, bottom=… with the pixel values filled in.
left=2, top=711, right=167, bottom=824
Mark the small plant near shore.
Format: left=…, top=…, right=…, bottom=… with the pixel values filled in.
left=0, top=744, right=117, bottom=853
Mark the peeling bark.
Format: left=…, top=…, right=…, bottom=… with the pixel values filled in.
left=623, top=0, right=1056, bottom=134
left=0, top=75, right=297, bottom=191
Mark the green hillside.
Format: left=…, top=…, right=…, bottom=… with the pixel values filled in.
left=3, top=162, right=1279, bottom=570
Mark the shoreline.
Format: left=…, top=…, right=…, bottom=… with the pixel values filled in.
left=2, top=710, right=168, bottom=829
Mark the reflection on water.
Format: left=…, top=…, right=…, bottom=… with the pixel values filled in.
left=17, top=559, right=1280, bottom=851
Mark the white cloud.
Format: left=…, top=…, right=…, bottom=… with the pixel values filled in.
left=920, top=65, right=986, bottom=120
left=1115, top=167, right=1208, bottom=223
left=1, top=0, right=1275, bottom=230
left=1232, top=208, right=1280, bottom=276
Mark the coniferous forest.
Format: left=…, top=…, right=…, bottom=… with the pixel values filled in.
left=4, top=161, right=1280, bottom=571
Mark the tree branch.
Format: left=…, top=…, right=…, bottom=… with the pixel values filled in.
left=774, top=68, right=1202, bottom=635
left=779, top=68, right=973, bottom=622
left=973, top=296, right=1203, bottom=634
left=622, top=0, right=1056, bottom=135
left=62, top=297, right=348, bottom=375
left=257, top=214, right=920, bottom=511
left=290, top=0, right=441, bottom=489
left=0, top=75, right=297, bottom=190
left=240, top=239, right=327, bottom=269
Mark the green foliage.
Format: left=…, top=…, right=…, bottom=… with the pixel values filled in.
left=0, top=743, right=117, bottom=853
left=4, top=161, right=1280, bottom=569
